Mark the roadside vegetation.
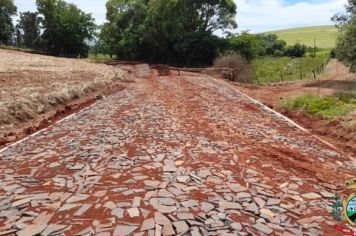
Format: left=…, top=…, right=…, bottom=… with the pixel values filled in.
left=214, top=32, right=329, bottom=84
left=213, top=54, right=253, bottom=83
left=252, top=51, right=330, bottom=84
left=282, top=93, right=356, bottom=120
left=333, top=0, right=356, bottom=72
left=278, top=0, right=356, bottom=128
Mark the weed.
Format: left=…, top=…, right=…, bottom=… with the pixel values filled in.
left=282, top=93, right=356, bottom=120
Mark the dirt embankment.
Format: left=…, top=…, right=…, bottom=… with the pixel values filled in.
left=233, top=59, right=356, bottom=156
left=0, top=49, right=126, bottom=148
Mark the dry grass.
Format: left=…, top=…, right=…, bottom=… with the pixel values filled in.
left=0, top=49, right=125, bottom=137
left=213, top=54, right=253, bottom=82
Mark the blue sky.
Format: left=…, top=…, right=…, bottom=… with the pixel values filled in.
left=13, top=0, right=345, bottom=32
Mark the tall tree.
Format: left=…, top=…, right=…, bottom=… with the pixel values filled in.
left=0, top=0, right=17, bottom=44
left=17, top=11, right=41, bottom=48
left=36, top=0, right=96, bottom=57
left=228, top=32, right=264, bottom=61
left=105, top=0, right=148, bottom=60
left=104, top=0, right=237, bottom=66
left=333, top=0, right=356, bottom=71
left=97, top=23, right=117, bottom=58
left=144, top=0, right=236, bottom=64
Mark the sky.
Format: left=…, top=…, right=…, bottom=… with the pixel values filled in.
left=13, top=0, right=346, bottom=33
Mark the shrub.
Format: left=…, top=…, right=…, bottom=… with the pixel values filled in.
left=213, top=54, right=253, bottom=82
left=330, top=48, right=336, bottom=58
left=284, top=43, right=307, bottom=57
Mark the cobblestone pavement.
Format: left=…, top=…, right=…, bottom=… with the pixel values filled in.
left=0, top=75, right=355, bottom=236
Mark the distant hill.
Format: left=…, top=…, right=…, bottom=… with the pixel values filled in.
left=261, top=25, right=338, bottom=49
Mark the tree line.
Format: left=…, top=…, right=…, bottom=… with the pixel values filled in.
left=0, top=0, right=95, bottom=57
left=0, top=0, right=317, bottom=66
left=228, top=32, right=308, bottom=61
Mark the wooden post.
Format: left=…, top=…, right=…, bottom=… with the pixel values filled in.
left=299, top=65, right=303, bottom=80
left=256, top=77, right=260, bottom=85
left=312, top=70, right=316, bottom=80
left=313, top=37, right=316, bottom=58
left=280, top=71, right=284, bottom=82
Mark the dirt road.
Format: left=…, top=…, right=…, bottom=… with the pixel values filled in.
left=235, top=59, right=356, bottom=156
left=0, top=75, right=355, bottom=235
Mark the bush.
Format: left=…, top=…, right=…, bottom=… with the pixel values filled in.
left=330, top=48, right=336, bottom=58
left=284, top=43, right=307, bottom=57
left=213, top=54, right=253, bottom=82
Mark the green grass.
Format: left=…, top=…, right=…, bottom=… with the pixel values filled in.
left=87, top=53, right=117, bottom=60
left=263, top=25, right=338, bottom=49
left=0, top=45, right=38, bottom=53
left=252, top=51, right=330, bottom=84
left=282, top=93, right=356, bottom=120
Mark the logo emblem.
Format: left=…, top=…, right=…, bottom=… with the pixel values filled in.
left=344, top=193, right=356, bottom=227
left=333, top=177, right=356, bottom=234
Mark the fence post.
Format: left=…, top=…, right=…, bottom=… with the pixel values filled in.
left=256, top=77, right=260, bottom=85
left=312, top=70, right=316, bottom=80
left=299, top=65, right=303, bottom=80
left=280, top=71, right=284, bottom=83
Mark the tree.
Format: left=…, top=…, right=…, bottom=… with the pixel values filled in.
left=334, top=21, right=356, bottom=71
left=174, top=32, right=225, bottom=66
left=333, top=0, right=356, bottom=71
left=104, top=0, right=237, bottom=66
left=284, top=43, right=307, bottom=57
left=36, top=0, right=96, bottom=57
left=332, top=0, right=356, bottom=28
left=144, top=0, right=236, bottom=65
left=228, top=33, right=289, bottom=61
left=0, top=0, right=17, bottom=44
left=228, top=32, right=264, bottom=61
left=16, top=11, right=42, bottom=48
left=96, top=23, right=117, bottom=58
left=105, top=0, right=148, bottom=60
left=256, top=34, right=286, bottom=56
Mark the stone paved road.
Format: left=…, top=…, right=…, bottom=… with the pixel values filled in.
left=0, top=75, right=355, bottom=236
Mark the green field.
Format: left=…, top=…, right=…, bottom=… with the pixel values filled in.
left=252, top=51, right=330, bottom=84
left=263, top=25, right=338, bottom=49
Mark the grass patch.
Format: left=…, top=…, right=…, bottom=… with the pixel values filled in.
left=252, top=51, right=330, bottom=84
left=282, top=93, right=356, bottom=120
left=88, top=53, right=117, bottom=60
left=263, top=25, right=338, bottom=49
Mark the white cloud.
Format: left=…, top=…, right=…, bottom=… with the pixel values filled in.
left=235, top=0, right=347, bottom=32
